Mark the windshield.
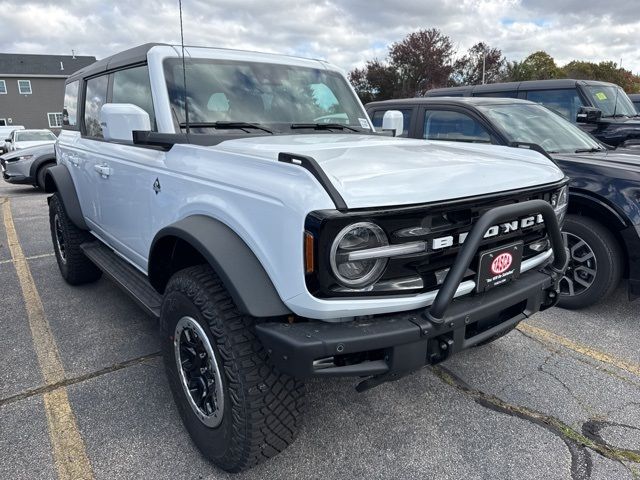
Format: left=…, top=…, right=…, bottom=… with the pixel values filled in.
left=478, top=103, right=603, bottom=154
left=164, top=58, right=370, bottom=132
left=15, top=131, right=56, bottom=142
left=585, top=85, right=637, bottom=117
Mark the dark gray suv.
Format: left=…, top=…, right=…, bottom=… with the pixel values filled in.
left=426, top=79, right=640, bottom=147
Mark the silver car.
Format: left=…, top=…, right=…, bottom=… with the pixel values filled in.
left=0, top=143, right=56, bottom=189
left=5, top=129, right=57, bottom=152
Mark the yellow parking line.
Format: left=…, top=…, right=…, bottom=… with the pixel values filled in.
left=518, top=323, right=640, bottom=377
left=1, top=198, right=94, bottom=480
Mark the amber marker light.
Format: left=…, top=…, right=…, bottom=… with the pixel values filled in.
left=304, top=231, right=315, bottom=274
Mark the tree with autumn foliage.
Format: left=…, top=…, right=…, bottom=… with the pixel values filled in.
left=349, top=28, right=455, bottom=102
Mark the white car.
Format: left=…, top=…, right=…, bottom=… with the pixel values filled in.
left=5, top=128, right=57, bottom=152
left=0, top=125, right=25, bottom=154
left=46, top=43, right=569, bottom=472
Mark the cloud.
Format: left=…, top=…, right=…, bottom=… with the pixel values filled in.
left=0, top=0, right=639, bottom=74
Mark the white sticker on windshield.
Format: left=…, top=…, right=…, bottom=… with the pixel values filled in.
left=358, top=118, right=371, bottom=129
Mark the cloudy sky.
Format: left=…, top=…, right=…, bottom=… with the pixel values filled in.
left=1, top=0, right=639, bottom=73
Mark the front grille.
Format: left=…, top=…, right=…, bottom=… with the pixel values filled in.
left=305, top=182, right=561, bottom=298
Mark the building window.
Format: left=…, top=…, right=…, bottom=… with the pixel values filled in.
left=0, top=80, right=6, bottom=94
left=18, top=80, right=32, bottom=94
left=48, top=112, right=63, bottom=128
left=0, top=119, right=6, bottom=126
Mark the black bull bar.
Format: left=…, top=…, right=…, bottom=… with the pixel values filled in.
left=256, top=199, right=569, bottom=388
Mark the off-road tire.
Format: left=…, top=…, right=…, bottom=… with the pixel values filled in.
left=160, top=265, right=305, bottom=473
left=48, top=193, right=102, bottom=285
left=36, top=163, right=53, bottom=190
left=557, top=215, right=622, bottom=310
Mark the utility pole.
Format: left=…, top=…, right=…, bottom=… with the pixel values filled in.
left=482, top=53, right=487, bottom=85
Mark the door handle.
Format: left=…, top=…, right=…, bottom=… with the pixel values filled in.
left=94, top=164, right=111, bottom=178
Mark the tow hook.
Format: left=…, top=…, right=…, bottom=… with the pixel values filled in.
left=541, top=288, right=559, bottom=311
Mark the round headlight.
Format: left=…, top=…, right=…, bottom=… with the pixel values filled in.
left=552, top=185, right=569, bottom=225
left=330, top=222, right=388, bottom=288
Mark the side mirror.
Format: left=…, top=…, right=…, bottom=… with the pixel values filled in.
left=382, top=110, right=404, bottom=137
left=4, top=138, right=10, bottom=142
left=576, top=106, right=602, bottom=124
left=100, top=103, right=151, bottom=142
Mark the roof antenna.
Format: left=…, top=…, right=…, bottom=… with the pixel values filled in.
left=179, top=0, right=190, bottom=134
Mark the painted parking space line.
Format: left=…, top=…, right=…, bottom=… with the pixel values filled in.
left=518, top=322, right=640, bottom=377
left=0, top=253, right=55, bottom=265
left=1, top=197, right=94, bottom=480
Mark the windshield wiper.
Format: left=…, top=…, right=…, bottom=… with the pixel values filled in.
left=179, top=121, right=274, bottom=134
left=290, top=123, right=360, bottom=132
left=574, top=147, right=605, bottom=153
left=602, top=114, right=629, bottom=118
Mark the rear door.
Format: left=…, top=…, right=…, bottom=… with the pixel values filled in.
left=70, top=74, right=110, bottom=231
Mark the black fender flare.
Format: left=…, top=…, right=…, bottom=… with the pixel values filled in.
left=148, top=215, right=290, bottom=318
left=44, top=164, right=88, bottom=230
left=29, top=153, right=57, bottom=180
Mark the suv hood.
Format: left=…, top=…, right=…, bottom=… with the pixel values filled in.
left=14, top=140, right=56, bottom=150
left=1, top=142, right=54, bottom=160
left=215, top=134, right=564, bottom=208
left=553, top=149, right=640, bottom=171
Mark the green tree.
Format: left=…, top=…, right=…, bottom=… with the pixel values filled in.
left=505, top=51, right=560, bottom=81
left=349, top=60, right=398, bottom=104
left=452, top=42, right=506, bottom=86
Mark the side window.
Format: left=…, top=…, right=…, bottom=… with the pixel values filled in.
left=423, top=110, right=492, bottom=143
left=370, top=109, right=412, bottom=137
left=84, top=76, right=108, bottom=138
left=112, top=65, right=156, bottom=130
left=525, top=89, right=584, bottom=122
left=62, top=81, right=79, bottom=127
left=474, top=91, right=518, bottom=98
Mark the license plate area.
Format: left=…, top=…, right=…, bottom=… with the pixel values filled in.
left=476, top=241, right=523, bottom=293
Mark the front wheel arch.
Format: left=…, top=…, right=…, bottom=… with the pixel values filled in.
left=148, top=215, right=290, bottom=318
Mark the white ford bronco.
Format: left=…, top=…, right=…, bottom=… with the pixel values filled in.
left=47, top=43, right=569, bottom=472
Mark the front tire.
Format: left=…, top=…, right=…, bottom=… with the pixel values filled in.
left=160, top=265, right=305, bottom=472
left=49, top=193, right=102, bottom=285
left=557, top=215, right=622, bottom=309
left=36, top=163, right=53, bottom=190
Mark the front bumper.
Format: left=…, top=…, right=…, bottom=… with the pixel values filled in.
left=620, top=224, right=640, bottom=300
left=257, top=199, right=568, bottom=385
left=0, top=157, right=33, bottom=184
left=257, top=269, right=559, bottom=380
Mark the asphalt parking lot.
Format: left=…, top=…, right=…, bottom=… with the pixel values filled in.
left=0, top=180, right=638, bottom=480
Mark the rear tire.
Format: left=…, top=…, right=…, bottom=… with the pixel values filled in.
left=160, top=265, right=305, bottom=472
left=557, top=215, right=622, bottom=309
left=49, top=193, right=102, bottom=285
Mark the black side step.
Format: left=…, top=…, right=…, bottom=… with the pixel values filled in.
left=81, top=241, right=161, bottom=318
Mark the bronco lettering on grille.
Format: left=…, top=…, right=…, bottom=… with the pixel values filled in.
left=431, top=214, right=544, bottom=250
